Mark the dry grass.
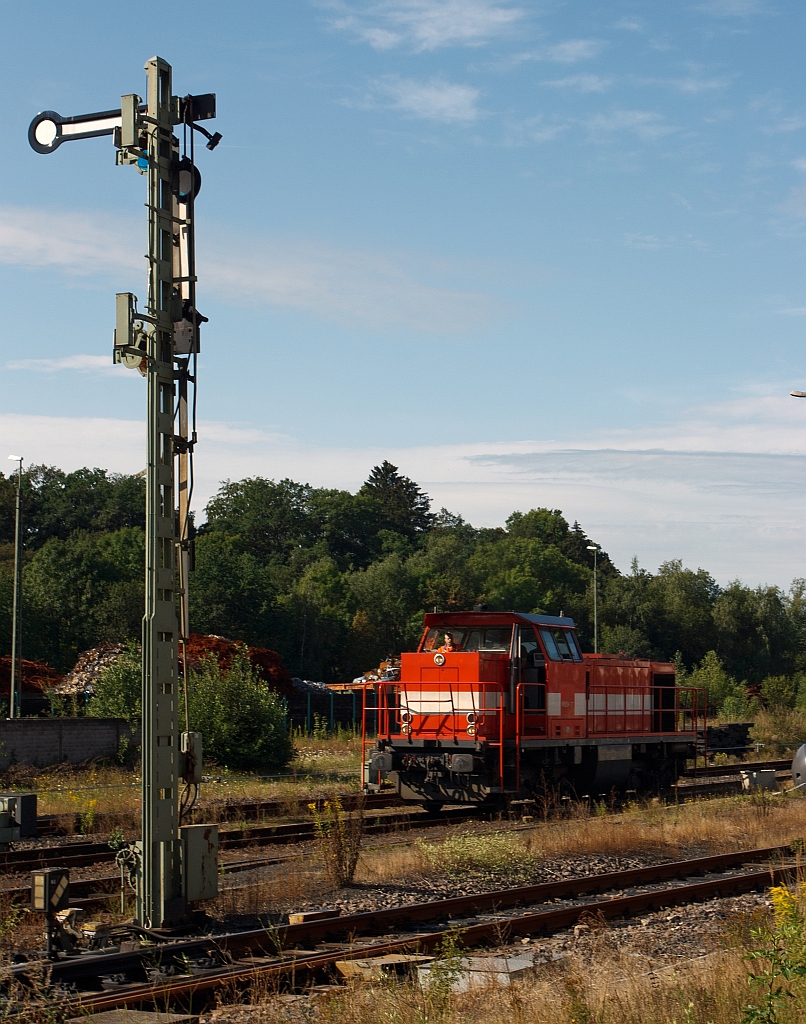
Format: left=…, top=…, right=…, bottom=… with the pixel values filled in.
left=357, top=792, right=806, bottom=887
left=0, top=734, right=363, bottom=837
left=205, top=929, right=803, bottom=1024
left=750, top=707, right=806, bottom=756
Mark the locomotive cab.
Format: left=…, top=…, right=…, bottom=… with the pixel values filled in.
left=363, top=611, right=705, bottom=808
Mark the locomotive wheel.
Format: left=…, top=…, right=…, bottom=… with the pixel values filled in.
left=423, top=802, right=444, bottom=814
left=557, top=777, right=577, bottom=802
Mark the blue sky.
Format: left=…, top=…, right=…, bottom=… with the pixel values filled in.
left=2, top=0, right=806, bottom=586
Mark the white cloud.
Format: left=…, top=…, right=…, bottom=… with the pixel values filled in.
left=763, top=115, right=806, bottom=135
left=5, top=355, right=126, bottom=377
left=328, top=0, right=524, bottom=52
left=370, top=75, right=480, bottom=122
left=624, top=232, right=709, bottom=251
left=586, top=109, right=677, bottom=140
left=201, top=236, right=495, bottom=333
left=791, top=158, right=806, bottom=172
left=0, top=205, right=140, bottom=276
left=543, top=74, right=612, bottom=93
left=4, top=390, right=806, bottom=586
left=670, top=76, right=731, bottom=94
left=545, top=39, right=605, bottom=63
left=696, top=0, right=767, bottom=15
left=615, top=18, right=644, bottom=31
left=504, top=114, right=569, bottom=146
left=0, top=205, right=495, bottom=335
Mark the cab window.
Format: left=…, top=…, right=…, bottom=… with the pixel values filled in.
left=422, top=626, right=512, bottom=652
left=519, top=625, right=544, bottom=661
left=539, top=628, right=582, bottom=662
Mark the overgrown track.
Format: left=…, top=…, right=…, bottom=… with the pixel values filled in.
left=32, top=758, right=793, bottom=838
left=0, top=805, right=481, bottom=877
left=35, top=790, right=396, bottom=838
left=3, top=761, right=795, bottom=877
left=9, top=843, right=799, bottom=1014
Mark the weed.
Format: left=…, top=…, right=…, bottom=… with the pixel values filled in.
left=417, top=829, right=541, bottom=881
left=108, top=826, right=125, bottom=850
left=309, top=792, right=365, bottom=888
left=423, top=929, right=465, bottom=1017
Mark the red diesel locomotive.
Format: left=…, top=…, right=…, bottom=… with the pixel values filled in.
left=362, top=611, right=706, bottom=808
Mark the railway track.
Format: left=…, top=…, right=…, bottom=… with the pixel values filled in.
left=6, top=842, right=798, bottom=1014
left=2, top=763, right=796, bottom=879
left=34, top=789, right=395, bottom=837
left=28, top=758, right=792, bottom=839
left=0, top=805, right=483, bottom=879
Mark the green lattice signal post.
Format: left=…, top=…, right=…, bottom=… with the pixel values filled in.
left=29, top=57, right=220, bottom=928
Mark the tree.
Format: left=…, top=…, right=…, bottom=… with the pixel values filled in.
left=689, top=651, right=747, bottom=716
left=23, top=527, right=144, bottom=669
left=468, top=536, right=588, bottom=615
left=600, top=624, right=653, bottom=659
left=203, top=477, right=314, bottom=563
left=359, top=461, right=433, bottom=539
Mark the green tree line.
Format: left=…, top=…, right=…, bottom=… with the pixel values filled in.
left=2, top=460, right=806, bottom=715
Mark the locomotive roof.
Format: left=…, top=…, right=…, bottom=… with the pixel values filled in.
left=422, top=611, right=577, bottom=628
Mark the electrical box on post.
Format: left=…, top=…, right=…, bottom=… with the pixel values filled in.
left=0, top=792, right=37, bottom=837
left=0, top=810, right=20, bottom=850
left=31, top=867, right=70, bottom=912
left=180, top=731, right=203, bottom=784
left=180, top=824, right=218, bottom=901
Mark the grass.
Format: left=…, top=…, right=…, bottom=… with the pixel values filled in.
left=204, top=917, right=806, bottom=1024
left=750, top=708, right=806, bottom=757
left=357, top=791, right=806, bottom=888
left=0, top=732, right=364, bottom=836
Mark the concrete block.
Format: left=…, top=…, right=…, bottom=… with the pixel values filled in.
left=418, top=954, right=536, bottom=992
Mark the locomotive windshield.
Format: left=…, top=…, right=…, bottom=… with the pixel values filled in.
left=423, top=626, right=512, bottom=652
left=539, top=627, right=582, bottom=662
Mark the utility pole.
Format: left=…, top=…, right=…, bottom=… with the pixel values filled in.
left=7, top=456, right=23, bottom=718
left=587, top=544, right=599, bottom=654
left=29, top=57, right=220, bottom=928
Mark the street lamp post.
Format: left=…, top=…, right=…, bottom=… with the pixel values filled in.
left=7, top=456, right=23, bottom=718
left=587, top=544, right=599, bottom=654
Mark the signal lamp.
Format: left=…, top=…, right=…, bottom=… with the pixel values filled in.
left=176, top=157, right=202, bottom=202
left=31, top=867, right=70, bottom=912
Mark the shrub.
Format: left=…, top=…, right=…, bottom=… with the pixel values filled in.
left=188, top=646, right=294, bottom=771
left=87, top=640, right=141, bottom=720
left=690, top=650, right=750, bottom=717
left=761, top=675, right=797, bottom=710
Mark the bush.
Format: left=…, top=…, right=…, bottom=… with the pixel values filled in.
left=761, top=674, right=797, bottom=710
left=188, top=646, right=294, bottom=771
left=87, top=641, right=141, bottom=720
left=690, top=650, right=749, bottom=717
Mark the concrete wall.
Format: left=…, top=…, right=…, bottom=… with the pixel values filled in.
left=0, top=718, right=139, bottom=771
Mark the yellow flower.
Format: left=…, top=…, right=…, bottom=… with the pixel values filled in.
left=771, top=885, right=798, bottom=922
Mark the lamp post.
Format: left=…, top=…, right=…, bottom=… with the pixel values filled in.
left=586, top=544, right=599, bottom=654
left=7, top=456, right=23, bottom=718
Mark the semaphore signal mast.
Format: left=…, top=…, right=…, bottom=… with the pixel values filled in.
left=28, top=56, right=220, bottom=928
